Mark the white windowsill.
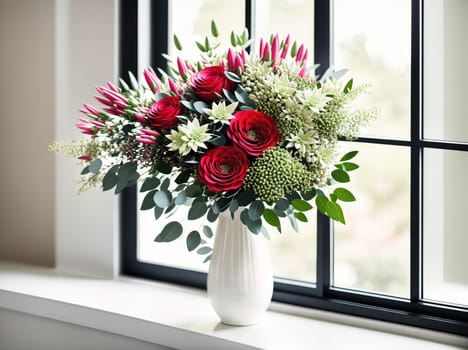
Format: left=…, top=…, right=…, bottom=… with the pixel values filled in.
left=0, top=262, right=466, bottom=350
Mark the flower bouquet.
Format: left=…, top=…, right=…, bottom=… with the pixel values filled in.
left=51, top=21, right=375, bottom=262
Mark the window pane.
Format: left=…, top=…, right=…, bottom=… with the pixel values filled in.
left=423, top=149, right=468, bottom=306
left=334, top=0, right=411, bottom=139
left=169, top=0, right=245, bottom=58
left=423, top=0, right=468, bottom=143
left=254, top=0, right=314, bottom=53
left=333, top=143, right=410, bottom=297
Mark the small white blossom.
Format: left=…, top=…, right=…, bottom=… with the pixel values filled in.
left=296, top=87, right=332, bottom=114
left=286, top=130, right=317, bottom=157
left=204, top=101, right=238, bottom=125
left=167, top=118, right=211, bottom=155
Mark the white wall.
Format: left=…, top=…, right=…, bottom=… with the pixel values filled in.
left=0, top=0, right=55, bottom=266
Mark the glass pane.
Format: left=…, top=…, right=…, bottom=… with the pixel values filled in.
left=254, top=0, right=314, bottom=54
left=138, top=202, right=316, bottom=282
left=423, top=149, right=468, bottom=306
left=169, top=0, right=245, bottom=58
left=333, top=143, right=410, bottom=297
left=423, top=0, right=468, bottom=142
left=268, top=212, right=316, bottom=283
left=334, top=0, right=411, bottom=139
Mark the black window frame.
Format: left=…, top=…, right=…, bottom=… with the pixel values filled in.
left=120, top=0, right=468, bottom=337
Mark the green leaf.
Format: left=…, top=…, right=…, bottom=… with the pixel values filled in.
left=274, top=198, right=289, bottom=212
left=175, top=170, right=191, bottom=184
left=102, top=166, right=119, bottom=191
left=155, top=221, right=183, bottom=242
left=330, top=193, right=338, bottom=202
left=140, top=177, right=160, bottom=192
left=343, top=78, right=353, bottom=93
left=290, top=41, right=298, bottom=57
left=230, top=31, right=237, bottom=46
left=315, top=194, right=329, bottom=214
left=197, top=246, right=212, bottom=255
left=202, top=225, right=213, bottom=238
left=207, top=207, right=218, bottom=222
left=294, top=212, right=308, bottom=222
left=301, top=189, right=316, bottom=201
left=88, top=159, right=102, bottom=174
left=291, top=199, right=313, bottom=212
left=342, top=162, right=359, bottom=171
left=160, top=178, right=171, bottom=191
left=80, top=165, right=90, bottom=175
left=340, top=150, right=358, bottom=162
left=140, top=190, right=156, bottom=210
left=248, top=200, right=264, bottom=221
left=213, top=197, right=231, bottom=213
left=118, top=161, right=138, bottom=178
left=196, top=40, right=207, bottom=52
left=225, top=71, right=241, bottom=83
left=286, top=191, right=301, bottom=203
left=154, top=92, right=170, bottom=101
left=156, top=162, right=172, bottom=174
left=188, top=200, right=208, bottom=220
left=240, top=209, right=262, bottom=234
left=185, top=183, right=202, bottom=197
left=327, top=201, right=345, bottom=224
left=210, top=20, right=219, bottom=37
left=237, top=189, right=256, bottom=206
left=331, top=169, right=350, bottom=183
left=186, top=231, right=201, bottom=252
left=154, top=206, right=164, bottom=220
left=263, top=209, right=281, bottom=228
left=154, top=190, right=172, bottom=208
left=229, top=199, right=239, bottom=213
left=174, top=191, right=187, bottom=205
left=203, top=255, right=212, bottom=263
left=333, top=188, right=356, bottom=202
left=128, top=71, right=139, bottom=90
left=194, top=101, right=208, bottom=114
left=173, top=34, right=183, bottom=50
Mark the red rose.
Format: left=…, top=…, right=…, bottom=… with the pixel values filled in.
left=198, top=146, right=249, bottom=192
left=144, top=96, right=182, bottom=130
left=227, top=110, right=280, bottom=156
left=190, top=66, right=235, bottom=102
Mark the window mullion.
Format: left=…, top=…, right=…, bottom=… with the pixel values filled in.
left=410, top=0, right=422, bottom=303
left=314, top=0, right=333, bottom=296
left=150, top=0, right=169, bottom=70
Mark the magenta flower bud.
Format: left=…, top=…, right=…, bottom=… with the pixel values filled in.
left=107, top=81, right=118, bottom=92
left=227, top=48, right=235, bottom=70
left=83, top=103, right=100, bottom=117
left=135, top=113, right=147, bottom=124
left=298, top=66, right=307, bottom=78
left=296, top=44, right=305, bottom=63
left=240, top=49, right=246, bottom=64
left=234, top=56, right=244, bottom=72
left=143, top=68, right=160, bottom=93
left=78, top=155, right=92, bottom=161
left=168, top=77, right=179, bottom=95
left=177, top=57, right=187, bottom=78
left=259, top=38, right=265, bottom=58
left=95, top=96, right=113, bottom=107
left=262, top=43, right=270, bottom=61
left=271, top=34, right=279, bottom=63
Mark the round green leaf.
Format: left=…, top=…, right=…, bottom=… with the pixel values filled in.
left=155, top=222, right=183, bottom=242
left=291, top=199, right=313, bottom=212
left=202, top=225, right=213, bottom=238
left=197, top=246, right=212, bottom=255
left=274, top=198, right=289, bottom=211
left=188, top=201, right=208, bottom=220
left=331, top=169, right=350, bottom=183
left=333, top=188, right=356, bottom=202
left=207, top=208, right=219, bottom=222
left=88, top=159, right=102, bottom=174
left=263, top=209, right=280, bottom=228
left=174, top=191, right=187, bottom=205
left=186, top=231, right=201, bottom=252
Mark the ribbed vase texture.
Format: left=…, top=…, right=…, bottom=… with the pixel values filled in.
left=207, top=210, right=273, bottom=326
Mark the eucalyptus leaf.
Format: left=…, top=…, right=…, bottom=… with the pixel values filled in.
left=160, top=178, right=171, bottom=191
left=237, top=189, right=256, bottom=206
left=80, top=165, right=90, bottom=175
left=175, top=170, right=191, bottom=184
left=203, top=255, right=212, bottom=263
left=140, top=190, right=156, bottom=210
left=188, top=201, right=208, bottom=220
left=186, top=183, right=202, bottom=197
left=174, top=191, right=187, bottom=205
left=197, top=246, right=212, bottom=255
left=154, top=189, right=172, bottom=208
left=186, top=231, right=201, bottom=252
left=154, top=205, right=164, bottom=220
left=88, top=159, right=102, bottom=174
left=140, top=177, right=160, bottom=192
left=240, top=209, right=262, bottom=234
left=155, top=221, right=183, bottom=242
left=225, top=71, right=241, bottom=83
left=102, top=167, right=118, bottom=191
left=248, top=200, right=265, bottom=221
left=202, top=225, right=213, bottom=238
left=194, top=101, right=208, bottom=114
left=207, top=207, right=218, bottom=222
left=156, top=162, right=171, bottom=174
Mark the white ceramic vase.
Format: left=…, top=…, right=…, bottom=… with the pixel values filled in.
left=207, top=210, right=273, bottom=326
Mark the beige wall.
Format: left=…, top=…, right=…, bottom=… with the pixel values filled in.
left=0, top=0, right=55, bottom=266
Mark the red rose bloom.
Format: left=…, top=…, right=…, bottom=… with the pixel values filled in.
left=227, top=110, right=280, bottom=156
left=145, top=96, right=182, bottom=130
left=198, top=146, right=249, bottom=192
left=190, top=66, right=235, bottom=102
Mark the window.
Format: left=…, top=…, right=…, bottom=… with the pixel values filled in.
left=121, top=0, right=468, bottom=336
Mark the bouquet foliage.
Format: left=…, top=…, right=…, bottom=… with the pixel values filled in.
left=51, top=21, right=375, bottom=260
